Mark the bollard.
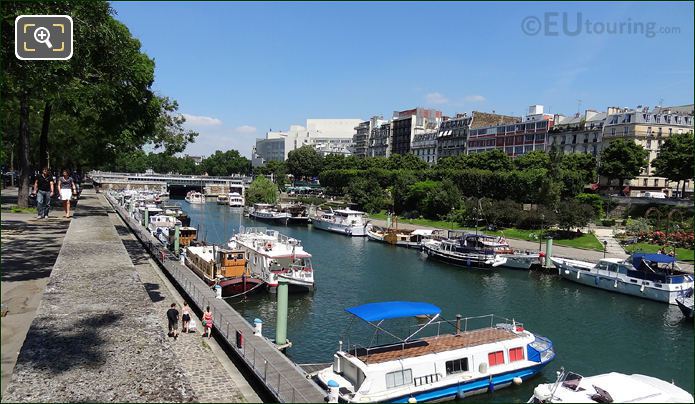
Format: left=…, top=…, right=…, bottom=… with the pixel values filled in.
left=545, top=237, right=553, bottom=267
left=254, top=318, right=263, bottom=336
left=455, top=314, right=462, bottom=334
left=276, top=278, right=288, bottom=346
left=174, top=224, right=180, bottom=255
left=144, top=207, right=149, bottom=228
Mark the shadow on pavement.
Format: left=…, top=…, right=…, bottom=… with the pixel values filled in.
left=1, top=219, right=70, bottom=283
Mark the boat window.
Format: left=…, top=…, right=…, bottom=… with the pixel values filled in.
left=607, top=264, right=618, bottom=272
left=385, top=369, right=412, bottom=389
left=509, top=347, right=524, bottom=362
left=445, top=358, right=469, bottom=375
left=597, top=262, right=609, bottom=271
left=488, top=351, right=505, bottom=367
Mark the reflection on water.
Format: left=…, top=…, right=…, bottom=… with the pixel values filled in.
left=179, top=200, right=694, bottom=400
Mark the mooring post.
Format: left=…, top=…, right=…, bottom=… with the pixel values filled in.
left=276, top=278, right=289, bottom=346
left=144, top=207, right=149, bottom=228
left=545, top=236, right=553, bottom=267
left=455, top=314, right=462, bottom=334
left=174, top=224, right=180, bottom=256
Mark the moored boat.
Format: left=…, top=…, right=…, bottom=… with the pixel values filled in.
left=552, top=253, right=694, bottom=305
left=249, top=203, right=291, bottom=223
left=278, top=203, right=310, bottom=225
left=312, top=301, right=555, bottom=403
left=166, top=226, right=198, bottom=253
left=228, top=227, right=315, bottom=292
left=228, top=192, right=244, bottom=208
left=161, top=204, right=191, bottom=227
left=421, top=233, right=510, bottom=269
left=528, top=368, right=694, bottom=403
left=676, top=288, right=694, bottom=320
left=183, top=245, right=264, bottom=297
left=312, top=208, right=368, bottom=236
left=216, top=194, right=229, bottom=205
left=185, top=191, right=205, bottom=204
left=366, top=225, right=437, bottom=249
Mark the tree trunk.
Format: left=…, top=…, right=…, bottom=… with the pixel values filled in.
left=39, top=101, right=52, bottom=170
left=17, top=89, right=31, bottom=208
left=683, top=180, right=687, bottom=199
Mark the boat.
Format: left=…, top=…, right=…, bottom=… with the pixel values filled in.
left=249, top=203, right=291, bottom=223
left=312, top=301, right=555, bottom=403
left=185, top=191, right=205, bottom=204
left=421, top=233, right=512, bottom=269
left=228, top=227, right=315, bottom=292
left=552, top=253, right=694, bottom=305
left=161, top=204, right=191, bottom=227
left=278, top=203, right=310, bottom=225
left=216, top=194, right=229, bottom=205
left=147, top=214, right=182, bottom=245
left=494, top=251, right=544, bottom=271
left=676, top=288, right=694, bottom=320
left=133, top=205, right=163, bottom=225
left=528, top=367, right=694, bottom=403
left=311, top=208, right=368, bottom=236
left=228, top=192, right=244, bottom=208
left=183, top=245, right=264, bottom=297
left=166, top=226, right=198, bottom=253
left=366, top=225, right=438, bottom=249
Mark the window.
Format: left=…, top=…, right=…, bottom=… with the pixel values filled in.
left=643, top=179, right=648, bottom=187
left=623, top=126, right=629, bottom=135
left=385, top=369, right=412, bottom=389
left=653, top=179, right=659, bottom=187
left=668, top=128, right=672, bottom=135
left=611, top=128, right=616, bottom=136
left=488, top=351, right=505, bottom=366
left=446, top=358, right=470, bottom=375
left=509, top=347, right=524, bottom=362
left=658, top=127, right=662, bottom=135
left=646, top=139, right=652, bottom=149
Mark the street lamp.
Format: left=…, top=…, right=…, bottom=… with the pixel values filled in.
left=603, top=240, right=608, bottom=258
left=539, top=213, right=545, bottom=252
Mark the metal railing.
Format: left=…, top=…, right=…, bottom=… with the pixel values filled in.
left=106, top=194, right=317, bottom=403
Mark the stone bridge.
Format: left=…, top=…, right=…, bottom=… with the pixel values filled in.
left=88, top=171, right=251, bottom=196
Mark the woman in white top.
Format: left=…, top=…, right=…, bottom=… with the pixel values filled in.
left=58, top=169, right=77, bottom=218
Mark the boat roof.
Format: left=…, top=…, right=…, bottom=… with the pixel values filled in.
left=352, top=328, right=522, bottom=364
left=632, top=253, right=676, bottom=267
left=334, top=209, right=365, bottom=214
left=411, top=229, right=436, bottom=236
left=345, top=301, right=441, bottom=322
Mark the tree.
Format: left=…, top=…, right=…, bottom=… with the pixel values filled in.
left=466, top=149, right=513, bottom=171
left=561, top=153, right=597, bottom=184
left=514, top=150, right=550, bottom=171
left=386, top=153, right=428, bottom=171
left=556, top=200, right=595, bottom=231
left=246, top=176, right=278, bottom=205
left=345, top=177, right=389, bottom=213
left=286, top=146, right=323, bottom=179
left=652, top=132, right=694, bottom=197
left=598, top=139, right=648, bottom=190
left=200, top=150, right=250, bottom=176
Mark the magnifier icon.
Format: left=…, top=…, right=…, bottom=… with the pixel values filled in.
left=33, top=27, right=53, bottom=49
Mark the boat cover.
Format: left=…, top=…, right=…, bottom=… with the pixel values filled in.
left=345, top=301, right=441, bottom=322
left=631, top=253, right=676, bottom=268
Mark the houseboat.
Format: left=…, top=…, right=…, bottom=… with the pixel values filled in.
left=185, top=191, right=205, bottom=204
left=228, top=227, right=315, bottom=292
left=312, top=301, right=555, bottom=403
left=312, top=208, right=368, bottom=236
left=166, top=226, right=198, bottom=253
left=366, top=225, right=437, bottom=249
left=278, top=203, right=311, bottom=225
left=228, top=192, right=244, bottom=208
left=184, top=245, right=263, bottom=297
left=147, top=214, right=182, bottom=245
left=161, top=204, right=191, bottom=227
left=421, top=233, right=510, bottom=269
left=249, top=203, right=291, bottom=223
left=216, top=194, right=229, bottom=205
left=528, top=368, right=694, bottom=403
left=552, top=253, right=694, bottom=304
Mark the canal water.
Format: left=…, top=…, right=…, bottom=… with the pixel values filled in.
left=181, top=201, right=694, bottom=401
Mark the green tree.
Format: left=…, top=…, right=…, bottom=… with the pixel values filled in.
left=575, top=193, right=604, bottom=218
left=561, top=152, right=598, bottom=184
left=286, top=146, right=323, bottom=179
left=386, top=153, right=428, bottom=171
left=200, top=150, right=250, bottom=176
left=556, top=200, right=596, bottom=231
left=598, top=139, right=649, bottom=190
left=514, top=150, right=550, bottom=171
left=345, top=177, right=389, bottom=213
left=652, top=132, right=694, bottom=197
left=466, top=149, right=513, bottom=171
left=246, top=176, right=278, bottom=205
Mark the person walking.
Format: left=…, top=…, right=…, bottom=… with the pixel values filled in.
left=202, top=306, right=213, bottom=338
left=33, top=167, right=54, bottom=219
left=58, top=169, right=77, bottom=218
left=167, top=303, right=179, bottom=340
left=181, top=302, right=191, bottom=333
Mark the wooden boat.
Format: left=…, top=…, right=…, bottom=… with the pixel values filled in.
left=184, top=245, right=264, bottom=297
left=366, top=225, right=437, bottom=249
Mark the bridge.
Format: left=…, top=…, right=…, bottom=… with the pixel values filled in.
left=88, top=171, right=252, bottom=196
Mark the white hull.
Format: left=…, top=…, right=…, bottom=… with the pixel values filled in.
left=496, top=254, right=542, bottom=270
left=553, top=257, right=692, bottom=305
left=312, top=218, right=367, bottom=236
left=185, top=196, right=205, bottom=204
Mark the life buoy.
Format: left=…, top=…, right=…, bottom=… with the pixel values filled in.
left=265, top=242, right=272, bottom=251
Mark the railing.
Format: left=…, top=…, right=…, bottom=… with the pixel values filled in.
left=106, top=194, right=318, bottom=403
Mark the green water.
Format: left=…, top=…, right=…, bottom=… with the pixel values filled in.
left=182, top=201, right=694, bottom=402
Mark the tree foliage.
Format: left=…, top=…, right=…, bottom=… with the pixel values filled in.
left=345, top=177, right=389, bottom=213
left=286, top=146, right=323, bottom=179
left=199, top=150, right=250, bottom=176
left=598, top=139, right=649, bottom=187
left=246, top=176, right=278, bottom=205
left=652, top=131, right=694, bottom=196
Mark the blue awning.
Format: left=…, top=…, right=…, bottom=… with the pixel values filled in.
left=345, top=301, right=441, bottom=322
left=632, top=253, right=676, bottom=268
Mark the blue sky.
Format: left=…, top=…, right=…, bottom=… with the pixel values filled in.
left=112, top=1, right=694, bottom=157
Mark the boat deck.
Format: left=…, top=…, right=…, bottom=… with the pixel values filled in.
left=354, top=328, right=520, bottom=364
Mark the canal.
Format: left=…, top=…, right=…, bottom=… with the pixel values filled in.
left=181, top=201, right=694, bottom=401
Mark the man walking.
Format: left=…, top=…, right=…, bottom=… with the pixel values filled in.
left=33, top=167, right=54, bottom=219
left=166, top=303, right=179, bottom=340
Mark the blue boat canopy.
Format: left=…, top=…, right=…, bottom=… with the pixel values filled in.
left=632, top=253, right=676, bottom=267
left=345, top=301, right=441, bottom=322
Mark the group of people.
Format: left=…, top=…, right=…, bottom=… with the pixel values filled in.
left=32, top=167, right=79, bottom=219
left=166, top=302, right=214, bottom=340
left=657, top=247, right=677, bottom=257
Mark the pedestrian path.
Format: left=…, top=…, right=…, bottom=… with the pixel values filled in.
left=592, top=227, right=627, bottom=256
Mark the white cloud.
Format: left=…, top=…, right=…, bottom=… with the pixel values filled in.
left=234, top=125, right=257, bottom=134
left=181, top=113, right=223, bottom=126
left=425, top=92, right=449, bottom=104
left=464, top=95, right=486, bottom=103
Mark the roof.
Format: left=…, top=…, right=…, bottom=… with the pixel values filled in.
left=345, top=301, right=441, bottom=322
left=470, top=111, right=520, bottom=129
left=632, top=253, right=676, bottom=267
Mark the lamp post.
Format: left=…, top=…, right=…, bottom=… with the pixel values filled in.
left=539, top=213, right=545, bottom=252
left=603, top=240, right=608, bottom=258
left=450, top=207, right=455, bottom=231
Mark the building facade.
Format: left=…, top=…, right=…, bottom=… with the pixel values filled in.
left=411, top=131, right=438, bottom=164
left=352, top=116, right=384, bottom=158
left=369, top=121, right=392, bottom=157
left=547, top=110, right=606, bottom=157
left=437, top=113, right=472, bottom=159
left=390, top=108, right=442, bottom=156
left=467, top=107, right=551, bottom=156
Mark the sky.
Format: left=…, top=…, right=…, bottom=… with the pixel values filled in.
left=112, top=1, right=694, bottom=158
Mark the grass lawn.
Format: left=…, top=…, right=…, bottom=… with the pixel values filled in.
left=624, top=242, right=694, bottom=262
left=368, top=212, right=605, bottom=251
left=1, top=205, right=35, bottom=214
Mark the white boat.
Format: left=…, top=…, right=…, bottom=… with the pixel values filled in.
left=676, top=289, right=694, bottom=320
left=366, top=225, right=437, bottom=249
left=494, top=252, right=543, bottom=270
left=312, top=208, right=368, bottom=236
left=147, top=214, right=181, bottom=244
left=552, top=253, right=694, bottom=305
left=185, top=191, right=205, bottom=204
left=133, top=205, right=162, bottom=224
left=529, top=368, right=694, bottom=403
left=422, top=233, right=541, bottom=270
left=216, top=194, right=229, bottom=205
left=249, top=203, right=291, bottom=223
left=313, top=301, right=556, bottom=403
left=228, top=227, right=315, bottom=292
left=228, top=192, right=244, bottom=208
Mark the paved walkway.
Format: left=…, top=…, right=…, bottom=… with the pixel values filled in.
left=593, top=227, right=628, bottom=256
